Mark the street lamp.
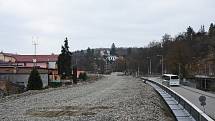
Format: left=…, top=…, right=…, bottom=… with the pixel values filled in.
left=157, top=55, right=163, bottom=75
left=147, top=57, right=151, bottom=75
left=178, top=63, right=181, bottom=78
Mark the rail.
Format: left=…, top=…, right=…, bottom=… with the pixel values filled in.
left=141, top=77, right=214, bottom=121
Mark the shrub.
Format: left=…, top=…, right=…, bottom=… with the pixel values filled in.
left=79, top=72, right=88, bottom=81
left=27, top=68, right=43, bottom=90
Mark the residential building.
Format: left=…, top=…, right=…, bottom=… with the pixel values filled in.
left=0, top=52, right=59, bottom=86
left=0, top=66, right=48, bottom=88
left=13, top=54, right=58, bottom=69
left=107, top=55, right=118, bottom=62
left=0, top=52, right=58, bottom=69
left=0, top=52, right=16, bottom=63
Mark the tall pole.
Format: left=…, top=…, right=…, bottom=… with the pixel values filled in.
left=208, top=64, right=211, bottom=75
left=150, top=59, right=151, bottom=75
left=162, top=55, right=163, bottom=75
left=157, top=55, right=163, bottom=75
left=147, top=57, right=151, bottom=75
left=178, top=63, right=181, bottom=77
left=32, top=37, right=38, bottom=67
left=205, top=64, right=207, bottom=89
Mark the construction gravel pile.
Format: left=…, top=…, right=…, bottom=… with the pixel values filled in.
left=0, top=73, right=174, bottom=121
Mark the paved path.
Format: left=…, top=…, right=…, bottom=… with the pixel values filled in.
left=0, top=74, right=174, bottom=121
left=145, top=77, right=215, bottom=120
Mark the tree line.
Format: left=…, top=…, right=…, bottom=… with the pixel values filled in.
left=55, top=22, right=215, bottom=79
left=124, top=23, right=215, bottom=78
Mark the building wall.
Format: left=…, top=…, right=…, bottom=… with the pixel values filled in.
left=16, top=62, right=56, bottom=69
left=0, top=54, right=3, bottom=61
left=0, top=74, right=48, bottom=88
left=0, top=80, right=7, bottom=91
left=5, top=56, right=16, bottom=62
left=107, top=56, right=118, bottom=62
left=25, top=63, right=47, bottom=68
left=48, top=62, right=57, bottom=69
left=0, top=54, right=16, bottom=62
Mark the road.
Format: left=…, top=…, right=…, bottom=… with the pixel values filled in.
left=171, top=86, right=215, bottom=120
left=146, top=77, right=215, bottom=120
left=0, top=73, right=174, bottom=121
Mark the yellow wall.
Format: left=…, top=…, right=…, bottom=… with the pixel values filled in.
left=0, top=54, right=4, bottom=61
left=0, top=54, right=16, bottom=62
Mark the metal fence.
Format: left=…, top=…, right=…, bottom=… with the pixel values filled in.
left=142, top=77, right=214, bottom=121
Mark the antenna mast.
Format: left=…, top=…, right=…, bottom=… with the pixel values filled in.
left=32, top=37, right=39, bottom=67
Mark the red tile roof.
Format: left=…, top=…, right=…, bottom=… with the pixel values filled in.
left=13, top=55, right=58, bottom=62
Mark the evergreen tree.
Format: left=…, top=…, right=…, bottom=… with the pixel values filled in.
left=186, top=26, right=195, bottom=40
left=127, top=48, right=132, bottom=55
left=87, top=47, right=94, bottom=57
left=57, top=37, right=72, bottom=79
left=209, top=23, right=215, bottom=37
left=110, top=43, right=116, bottom=56
left=27, top=68, right=43, bottom=90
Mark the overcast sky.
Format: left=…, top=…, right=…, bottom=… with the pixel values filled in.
left=0, top=0, right=214, bottom=54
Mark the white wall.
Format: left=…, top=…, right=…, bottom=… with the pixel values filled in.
left=48, top=62, right=57, bottom=69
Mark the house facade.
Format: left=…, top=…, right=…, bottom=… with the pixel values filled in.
left=107, top=55, right=118, bottom=62
left=0, top=52, right=59, bottom=87
left=0, top=52, right=16, bottom=63
left=0, top=52, right=58, bottom=69
left=13, top=54, right=58, bottom=69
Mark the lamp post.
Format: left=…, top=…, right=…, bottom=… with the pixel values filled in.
left=157, top=55, right=163, bottom=75
left=147, top=57, right=151, bottom=75
left=178, top=63, right=181, bottom=77
left=205, top=64, right=207, bottom=89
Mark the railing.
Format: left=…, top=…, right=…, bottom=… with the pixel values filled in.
left=141, top=77, right=214, bottom=121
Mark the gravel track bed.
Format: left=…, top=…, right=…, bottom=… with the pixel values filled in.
left=0, top=74, right=174, bottom=121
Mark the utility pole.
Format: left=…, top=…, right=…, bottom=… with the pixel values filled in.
left=32, top=37, right=39, bottom=67
left=178, top=63, right=181, bottom=77
left=147, top=57, right=151, bottom=75
left=150, top=59, right=151, bottom=75
left=157, top=55, right=163, bottom=75
left=205, top=64, right=207, bottom=89
left=208, top=64, right=211, bottom=75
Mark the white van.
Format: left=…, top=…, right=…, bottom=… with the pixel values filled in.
left=162, top=74, right=180, bottom=86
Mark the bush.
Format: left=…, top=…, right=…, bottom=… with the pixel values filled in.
left=27, top=68, right=43, bottom=90
left=79, top=72, right=88, bottom=81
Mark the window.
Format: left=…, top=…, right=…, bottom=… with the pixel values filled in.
left=171, top=76, right=179, bottom=79
left=162, top=75, right=170, bottom=80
